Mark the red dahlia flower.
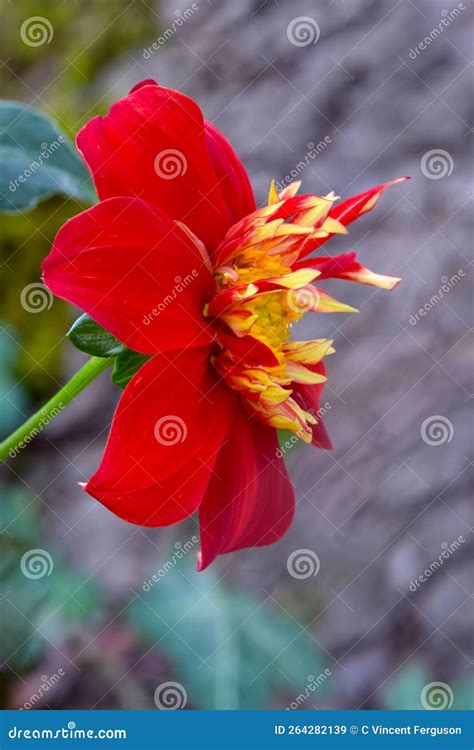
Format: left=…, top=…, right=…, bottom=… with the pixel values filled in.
left=42, top=79, right=407, bottom=570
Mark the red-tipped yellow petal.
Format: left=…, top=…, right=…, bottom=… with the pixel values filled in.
left=337, top=263, right=401, bottom=290
left=283, top=339, right=335, bottom=364
left=285, top=361, right=328, bottom=385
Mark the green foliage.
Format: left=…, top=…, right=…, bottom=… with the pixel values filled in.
left=0, top=102, right=95, bottom=212
left=385, top=663, right=474, bottom=710
left=127, top=557, right=324, bottom=709
left=0, top=2, right=156, bottom=126
left=0, top=323, right=29, bottom=438
left=112, top=350, right=151, bottom=389
left=68, top=314, right=151, bottom=388
left=0, top=0, right=156, bottom=397
left=0, top=489, right=99, bottom=671
left=0, top=202, right=73, bottom=395
left=68, top=314, right=126, bottom=358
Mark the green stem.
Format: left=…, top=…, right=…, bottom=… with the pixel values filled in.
left=0, top=356, right=113, bottom=462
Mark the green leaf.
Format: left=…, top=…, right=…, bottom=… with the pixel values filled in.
left=112, top=350, right=151, bottom=389
left=127, top=557, right=324, bottom=709
left=0, top=322, right=30, bottom=438
left=0, top=488, right=100, bottom=671
left=68, top=314, right=126, bottom=358
left=0, top=101, right=96, bottom=212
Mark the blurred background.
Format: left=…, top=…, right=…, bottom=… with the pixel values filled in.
left=0, top=0, right=472, bottom=711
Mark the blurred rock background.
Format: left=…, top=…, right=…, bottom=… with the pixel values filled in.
left=0, top=0, right=472, bottom=710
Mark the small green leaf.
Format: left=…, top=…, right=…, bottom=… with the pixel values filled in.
left=68, top=314, right=126, bottom=358
left=112, top=349, right=151, bottom=389
left=0, top=101, right=96, bottom=212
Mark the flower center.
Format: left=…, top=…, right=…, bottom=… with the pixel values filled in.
left=207, top=194, right=339, bottom=442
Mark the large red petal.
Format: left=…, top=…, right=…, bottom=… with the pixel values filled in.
left=76, top=83, right=233, bottom=251
left=198, top=408, right=295, bottom=570
left=205, top=122, right=256, bottom=229
left=85, top=348, right=235, bottom=527
left=42, top=197, right=216, bottom=354
left=125, top=81, right=256, bottom=230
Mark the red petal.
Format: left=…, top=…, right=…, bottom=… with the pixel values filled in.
left=205, top=122, right=256, bottom=229
left=85, top=348, right=235, bottom=527
left=331, top=177, right=409, bottom=226
left=293, top=252, right=357, bottom=274
left=298, top=177, right=409, bottom=258
left=215, top=329, right=279, bottom=367
left=76, top=84, right=234, bottom=251
left=129, top=79, right=158, bottom=93
left=292, top=362, right=332, bottom=450
left=198, top=408, right=295, bottom=570
left=42, top=198, right=216, bottom=355
left=293, top=253, right=400, bottom=290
